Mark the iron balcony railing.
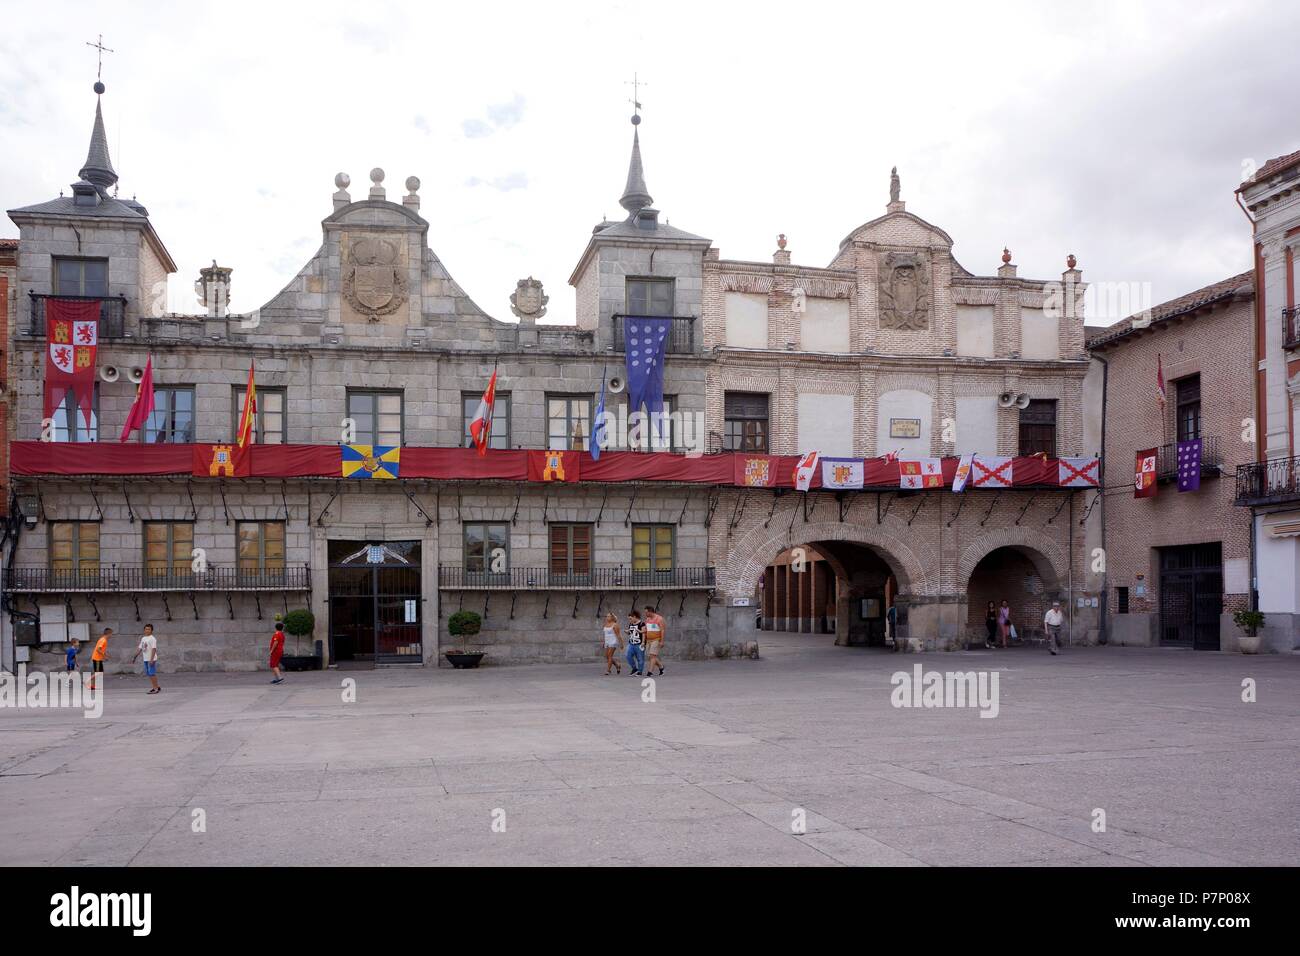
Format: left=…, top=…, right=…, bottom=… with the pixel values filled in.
left=612, top=315, right=696, bottom=355
left=1235, top=456, right=1300, bottom=506
left=439, top=566, right=715, bottom=591
left=28, top=293, right=128, bottom=339
left=5, top=564, right=312, bottom=593
left=1156, top=435, right=1221, bottom=481
left=1285, top=307, right=1300, bottom=351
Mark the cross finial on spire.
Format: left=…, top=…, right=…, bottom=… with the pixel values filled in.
left=625, top=72, right=647, bottom=124
left=86, top=34, right=113, bottom=92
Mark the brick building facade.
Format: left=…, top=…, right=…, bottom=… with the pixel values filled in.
left=1085, top=274, right=1255, bottom=650
left=3, top=88, right=1102, bottom=672
left=1234, top=150, right=1300, bottom=653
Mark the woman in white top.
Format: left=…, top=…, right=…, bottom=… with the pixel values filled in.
left=601, top=612, right=624, bottom=675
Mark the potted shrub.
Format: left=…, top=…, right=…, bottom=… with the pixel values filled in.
left=281, top=608, right=320, bottom=671
left=1232, top=609, right=1265, bottom=655
left=444, top=610, right=485, bottom=668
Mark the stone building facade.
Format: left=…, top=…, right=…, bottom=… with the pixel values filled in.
left=2, top=88, right=1102, bottom=672
left=1, top=237, right=15, bottom=524
left=1084, top=273, right=1255, bottom=650
left=1234, top=149, right=1300, bottom=652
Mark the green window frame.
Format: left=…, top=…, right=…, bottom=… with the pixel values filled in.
left=632, top=524, right=674, bottom=572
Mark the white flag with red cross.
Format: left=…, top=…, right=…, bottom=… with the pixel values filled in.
left=1058, top=456, right=1099, bottom=488
left=972, top=455, right=1014, bottom=488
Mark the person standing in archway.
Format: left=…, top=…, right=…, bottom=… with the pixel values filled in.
left=984, top=602, right=998, bottom=650
left=998, top=600, right=1012, bottom=648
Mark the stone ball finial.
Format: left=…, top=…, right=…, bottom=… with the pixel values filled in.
left=370, top=167, right=385, bottom=184
left=1002, top=247, right=1012, bottom=264
left=631, top=113, right=641, bottom=126
left=777, top=234, right=787, bottom=250
left=93, top=80, right=106, bottom=95
left=335, top=172, right=351, bottom=190
left=405, top=176, right=420, bottom=193
left=1066, top=253, right=1077, bottom=269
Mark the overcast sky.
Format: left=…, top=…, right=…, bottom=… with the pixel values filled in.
left=2, top=0, right=1296, bottom=324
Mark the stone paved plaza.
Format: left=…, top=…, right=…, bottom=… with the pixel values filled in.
left=1, top=637, right=1296, bottom=866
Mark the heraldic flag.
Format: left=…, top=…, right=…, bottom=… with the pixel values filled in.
left=952, top=453, right=975, bottom=493
left=820, top=457, right=864, bottom=490
left=342, top=444, right=401, bottom=479
left=43, top=298, right=99, bottom=426
left=1134, top=448, right=1157, bottom=498
left=527, top=450, right=580, bottom=482
left=624, top=317, right=672, bottom=436
left=793, top=451, right=819, bottom=491
left=469, top=368, right=497, bottom=456
left=899, top=458, right=944, bottom=489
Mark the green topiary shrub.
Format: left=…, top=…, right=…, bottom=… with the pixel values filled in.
left=283, top=608, right=316, bottom=654
left=447, top=610, right=482, bottom=652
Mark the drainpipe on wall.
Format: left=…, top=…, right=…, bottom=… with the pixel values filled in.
left=1094, top=353, right=1110, bottom=644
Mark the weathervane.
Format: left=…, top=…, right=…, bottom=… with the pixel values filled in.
left=626, top=72, right=647, bottom=124
left=86, top=33, right=113, bottom=93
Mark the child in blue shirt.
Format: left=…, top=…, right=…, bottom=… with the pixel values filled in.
left=65, top=639, right=80, bottom=672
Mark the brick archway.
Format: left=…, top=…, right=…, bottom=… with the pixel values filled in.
left=723, top=518, right=927, bottom=599
left=956, top=525, right=1069, bottom=590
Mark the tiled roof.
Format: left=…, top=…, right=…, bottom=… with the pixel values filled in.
left=0, top=237, right=18, bottom=250
left=1238, top=148, right=1300, bottom=191
left=1086, top=270, right=1254, bottom=350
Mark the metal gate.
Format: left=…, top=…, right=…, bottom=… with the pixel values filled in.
left=328, top=541, right=422, bottom=665
left=1158, top=543, right=1222, bottom=650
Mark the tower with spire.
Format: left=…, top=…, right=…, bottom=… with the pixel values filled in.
left=567, top=90, right=710, bottom=338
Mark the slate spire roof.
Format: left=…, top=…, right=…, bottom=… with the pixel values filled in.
left=79, top=96, right=118, bottom=196
left=619, top=126, right=653, bottom=218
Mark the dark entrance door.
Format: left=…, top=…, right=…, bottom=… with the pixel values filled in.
left=1158, top=543, right=1222, bottom=650
left=328, top=541, right=423, bottom=665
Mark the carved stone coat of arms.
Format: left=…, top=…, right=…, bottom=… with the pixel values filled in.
left=510, top=276, right=548, bottom=320
left=343, top=236, right=408, bottom=320
left=878, top=251, right=931, bottom=331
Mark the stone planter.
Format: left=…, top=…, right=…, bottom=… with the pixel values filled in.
left=1237, top=632, right=1262, bottom=655
left=444, top=652, right=485, bottom=669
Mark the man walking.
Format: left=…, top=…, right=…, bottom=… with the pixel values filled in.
left=87, top=627, right=112, bottom=691
left=130, top=624, right=162, bottom=694
left=643, top=605, right=666, bottom=676
left=1043, top=601, right=1064, bottom=656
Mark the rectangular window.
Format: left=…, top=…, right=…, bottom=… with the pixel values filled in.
left=144, top=386, right=196, bottom=443
left=626, top=278, right=674, bottom=317
left=463, top=522, right=510, bottom=575
left=632, top=394, right=680, bottom=453
left=53, top=257, right=109, bottom=297
left=51, top=384, right=99, bottom=442
left=549, top=523, right=592, bottom=578
left=461, top=391, right=511, bottom=449
left=233, top=387, right=286, bottom=444
left=547, top=393, right=592, bottom=451
left=1116, top=586, right=1129, bottom=614
left=49, top=522, right=100, bottom=574
left=144, top=522, right=194, bottom=580
left=1175, top=375, right=1201, bottom=443
left=724, top=392, right=769, bottom=452
left=346, top=390, right=403, bottom=446
left=1018, top=399, right=1057, bottom=456
left=632, top=524, right=674, bottom=573
left=237, top=521, right=286, bottom=579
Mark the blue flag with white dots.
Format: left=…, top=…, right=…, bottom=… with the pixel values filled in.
left=624, top=317, right=672, bottom=436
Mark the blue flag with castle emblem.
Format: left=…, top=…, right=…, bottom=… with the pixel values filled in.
left=1176, top=438, right=1201, bottom=492
left=624, top=317, right=671, bottom=438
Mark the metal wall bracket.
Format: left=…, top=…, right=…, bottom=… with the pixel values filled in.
left=1046, top=493, right=1071, bottom=524
left=572, top=592, right=581, bottom=618
left=483, top=592, right=490, bottom=622
left=219, top=480, right=231, bottom=525
left=253, top=593, right=263, bottom=621
left=1014, top=494, right=1039, bottom=526
left=729, top=493, right=747, bottom=530
left=122, top=480, right=135, bottom=524
left=87, top=594, right=101, bottom=622
left=404, top=488, right=435, bottom=527
left=281, top=480, right=291, bottom=521
left=677, top=494, right=690, bottom=526
left=980, top=491, right=1003, bottom=527
left=188, top=592, right=199, bottom=620
left=906, top=493, right=928, bottom=526
left=65, top=594, right=75, bottom=623
left=512, top=484, right=524, bottom=525
left=595, top=592, right=605, bottom=619
left=130, top=594, right=141, bottom=622
left=161, top=593, right=173, bottom=622
left=88, top=479, right=104, bottom=521
left=677, top=591, right=688, bottom=617
left=1079, top=489, right=1100, bottom=526
left=877, top=492, right=898, bottom=525
left=623, top=487, right=638, bottom=527
left=186, top=479, right=198, bottom=521
left=226, top=593, right=234, bottom=620
left=595, top=486, right=610, bottom=527
left=543, top=592, right=551, bottom=619
left=947, top=493, right=968, bottom=527
left=509, top=592, right=518, bottom=620
left=704, top=489, right=721, bottom=528
left=763, top=490, right=785, bottom=529
left=315, top=482, right=340, bottom=526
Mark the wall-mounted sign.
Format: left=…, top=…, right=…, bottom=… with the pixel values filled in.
left=889, top=418, right=922, bottom=439
left=731, top=597, right=751, bottom=607
left=404, top=599, right=417, bottom=623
